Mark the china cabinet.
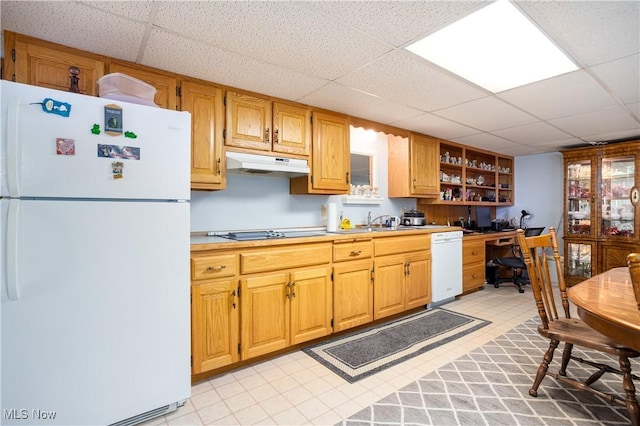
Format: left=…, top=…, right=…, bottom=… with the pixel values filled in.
left=562, top=141, right=639, bottom=285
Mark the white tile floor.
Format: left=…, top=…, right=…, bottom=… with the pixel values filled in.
left=148, top=285, right=540, bottom=426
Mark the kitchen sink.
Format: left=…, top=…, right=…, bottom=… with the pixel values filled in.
left=328, top=226, right=419, bottom=234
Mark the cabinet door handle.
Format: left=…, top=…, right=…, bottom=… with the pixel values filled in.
left=631, top=186, right=639, bottom=206
left=346, top=172, right=350, bottom=184
left=290, top=282, right=296, bottom=298
left=413, top=178, right=416, bottom=187
left=349, top=250, right=362, bottom=257
left=216, top=158, right=221, bottom=176
left=285, top=282, right=291, bottom=299
left=274, top=129, right=279, bottom=144
left=206, top=265, right=226, bottom=272
left=265, top=127, right=270, bottom=143
left=231, top=289, right=237, bottom=309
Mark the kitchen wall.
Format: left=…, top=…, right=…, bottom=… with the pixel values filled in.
left=190, top=128, right=416, bottom=232
left=496, top=152, right=564, bottom=234
left=191, top=136, right=565, bottom=234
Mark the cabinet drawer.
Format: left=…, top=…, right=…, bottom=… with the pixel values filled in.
left=374, top=235, right=430, bottom=257
left=240, top=243, right=331, bottom=274
left=333, top=240, right=373, bottom=262
left=463, top=241, right=485, bottom=265
left=463, top=263, right=485, bottom=287
left=191, top=254, right=237, bottom=280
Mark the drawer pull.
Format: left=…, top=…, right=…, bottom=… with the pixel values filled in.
left=472, top=250, right=478, bottom=255
left=472, top=273, right=478, bottom=278
left=349, top=250, right=362, bottom=257
left=206, top=265, right=227, bottom=272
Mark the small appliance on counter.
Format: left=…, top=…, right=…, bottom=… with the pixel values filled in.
left=402, top=209, right=426, bottom=226
left=491, top=219, right=509, bottom=231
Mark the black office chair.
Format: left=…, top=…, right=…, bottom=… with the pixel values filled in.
left=494, top=227, right=545, bottom=293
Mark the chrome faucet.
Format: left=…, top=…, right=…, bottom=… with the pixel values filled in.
left=367, top=211, right=388, bottom=228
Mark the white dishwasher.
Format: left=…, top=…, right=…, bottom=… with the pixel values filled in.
left=431, top=230, right=463, bottom=305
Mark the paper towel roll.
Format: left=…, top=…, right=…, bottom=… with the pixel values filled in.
left=327, top=203, right=338, bottom=232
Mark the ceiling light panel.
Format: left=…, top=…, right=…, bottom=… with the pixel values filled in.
left=405, top=0, right=578, bottom=93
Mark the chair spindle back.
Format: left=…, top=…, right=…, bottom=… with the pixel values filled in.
left=517, top=227, right=569, bottom=329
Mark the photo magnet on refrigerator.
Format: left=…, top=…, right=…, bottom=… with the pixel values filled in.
left=111, top=161, right=124, bottom=179
left=56, top=138, right=75, bottom=155
left=104, top=104, right=123, bottom=136
left=38, top=98, right=71, bottom=117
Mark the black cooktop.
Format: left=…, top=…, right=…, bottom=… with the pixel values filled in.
left=223, top=230, right=285, bottom=241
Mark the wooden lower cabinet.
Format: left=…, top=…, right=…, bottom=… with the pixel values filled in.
left=405, top=251, right=431, bottom=310
left=373, top=235, right=431, bottom=320
left=373, top=251, right=430, bottom=320
left=332, top=239, right=374, bottom=332
left=240, top=267, right=332, bottom=360
left=333, top=260, right=373, bottom=331
left=191, top=279, right=239, bottom=374
left=462, top=239, right=486, bottom=293
left=599, top=241, right=640, bottom=273
left=190, top=252, right=239, bottom=375
left=374, top=254, right=408, bottom=319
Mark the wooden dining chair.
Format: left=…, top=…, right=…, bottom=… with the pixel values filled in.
left=629, top=253, right=640, bottom=311
left=517, top=228, right=640, bottom=425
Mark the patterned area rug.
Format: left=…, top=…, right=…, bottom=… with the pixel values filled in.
left=339, top=318, right=639, bottom=425
left=303, top=308, right=490, bottom=383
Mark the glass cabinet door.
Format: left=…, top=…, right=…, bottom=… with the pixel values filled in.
left=566, top=160, right=592, bottom=236
left=601, top=155, right=635, bottom=238
left=566, top=242, right=593, bottom=280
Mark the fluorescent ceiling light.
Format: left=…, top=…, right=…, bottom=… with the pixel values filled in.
left=405, top=0, right=578, bottom=93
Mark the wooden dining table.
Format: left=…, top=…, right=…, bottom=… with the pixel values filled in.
left=568, top=267, right=640, bottom=352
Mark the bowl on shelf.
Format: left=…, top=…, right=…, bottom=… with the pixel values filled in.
left=569, top=211, right=587, bottom=219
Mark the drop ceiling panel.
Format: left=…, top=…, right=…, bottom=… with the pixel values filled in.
left=80, top=1, right=155, bottom=21
left=517, top=1, right=640, bottom=66
left=590, top=54, right=640, bottom=105
left=491, top=122, right=573, bottom=145
left=452, top=133, right=521, bottom=152
left=497, top=70, right=619, bottom=120
left=434, top=97, right=537, bottom=131
left=297, top=82, right=423, bottom=124
left=142, top=29, right=328, bottom=101
left=392, top=112, right=480, bottom=140
left=305, top=0, right=489, bottom=47
left=153, top=1, right=391, bottom=80
left=1, top=1, right=146, bottom=62
left=548, top=106, right=640, bottom=138
left=336, top=50, right=487, bottom=112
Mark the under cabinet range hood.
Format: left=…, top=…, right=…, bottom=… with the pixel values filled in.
left=226, top=151, right=310, bottom=177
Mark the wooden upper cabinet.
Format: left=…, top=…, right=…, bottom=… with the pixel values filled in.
left=107, top=61, right=177, bottom=110
left=272, top=102, right=310, bottom=156
left=410, top=134, right=439, bottom=196
left=225, top=91, right=272, bottom=151
left=291, top=111, right=350, bottom=194
left=388, top=133, right=439, bottom=198
left=181, top=80, right=225, bottom=190
left=7, top=32, right=104, bottom=95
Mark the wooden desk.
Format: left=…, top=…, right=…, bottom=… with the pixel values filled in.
left=568, top=267, right=640, bottom=352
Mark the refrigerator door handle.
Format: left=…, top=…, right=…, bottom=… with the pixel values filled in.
left=7, top=97, right=21, bottom=196
left=7, top=199, right=21, bottom=300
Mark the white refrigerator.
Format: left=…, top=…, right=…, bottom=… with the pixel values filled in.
left=0, top=81, right=191, bottom=425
